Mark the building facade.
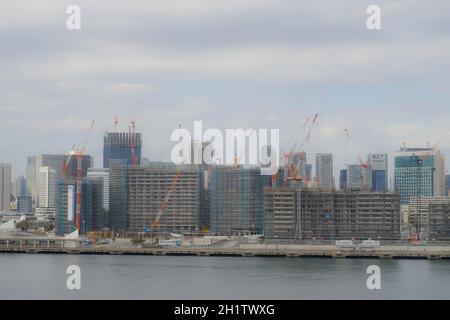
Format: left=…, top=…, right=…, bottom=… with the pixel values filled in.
left=429, top=201, right=450, bottom=241
left=0, top=164, right=11, bottom=211
left=408, top=196, right=450, bottom=239
left=446, top=175, right=450, bottom=196
left=38, top=166, right=56, bottom=208
left=210, top=167, right=264, bottom=235
left=109, top=159, right=128, bottom=232
left=13, top=176, right=27, bottom=199
left=346, top=164, right=372, bottom=191
left=297, top=190, right=401, bottom=240
left=126, top=164, right=201, bottom=234
left=289, top=152, right=307, bottom=183
left=339, top=169, right=347, bottom=191
left=55, top=178, right=104, bottom=235
left=87, top=168, right=110, bottom=212
left=315, top=153, right=334, bottom=191
left=64, top=152, right=93, bottom=178
left=35, top=154, right=65, bottom=206
left=304, top=164, right=312, bottom=183
left=26, top=157, right=37, bottom=203
left=368, top=153, right=388, bottom=192
left=394, top=148, right=446, bottom=205
left=17, top=196, right=33, bottom=215
left=264, top=187, right=298, bottom=239
left=103, top=132, right=142, bottom=168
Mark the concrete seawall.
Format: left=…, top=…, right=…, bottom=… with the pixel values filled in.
left=1, top=239, right=450, bottom=260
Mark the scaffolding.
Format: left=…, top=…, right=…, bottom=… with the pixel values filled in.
left=264, top=187, right=297, bottom=239
left=209, top=166, right=264, bottom=235
left=126, top=163, right=200, bottom=235
left=429, top=201, right=450, bottom=240
left=297, top=190, right=401, bottom=240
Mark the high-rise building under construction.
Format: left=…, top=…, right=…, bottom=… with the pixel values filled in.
left=103, top=132, right=142, bottom=168
left=55, top=177, right=105, bottom=235
left=209, top=167, right=264, bottom=235
left=109, top=163, right=201, bottom=234
left=264, top=188, right=401, bottom=240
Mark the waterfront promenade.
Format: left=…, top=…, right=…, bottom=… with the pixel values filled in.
left=1, top=237, right=450, bottom=260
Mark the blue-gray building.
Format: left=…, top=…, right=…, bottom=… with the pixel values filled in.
left=339, top=169, right=347, bottom=191
left=446, top=175, right=450, bottom=196
left=394, top=148, right=446, bottom=205
left=64, top=153, right=93, bottom=178
left=368, top=154, right=388, bottom=192
left=304, top=164, right=312, bottom=182
left=17, top=196, right=33, bottom=215
left=209, top=167, right=264, bottom=235
left=103, top=132, right=142, bottom=168
left=55, top=178, right=105, bottom=235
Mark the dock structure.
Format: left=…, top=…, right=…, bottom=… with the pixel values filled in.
left=1, top=237, right=450, bottom=260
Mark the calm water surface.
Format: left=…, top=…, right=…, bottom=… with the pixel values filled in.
left=0, top=254, right=449, bottom=299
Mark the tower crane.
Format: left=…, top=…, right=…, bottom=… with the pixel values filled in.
left=275, top=113, right=319, bottom=186
left=62, top=120, right=95, bottom=232
left=149, top=168, right=183, bottom=240
left=344, top=129, right=371, bottom=191
left=147, top=123, right=185, bottom=240
left=129, top=117, right=139, bottom=165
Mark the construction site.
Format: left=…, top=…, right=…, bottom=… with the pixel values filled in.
left=8, top=111, right=450, bottom=248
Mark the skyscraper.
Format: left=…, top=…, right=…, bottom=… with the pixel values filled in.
left=289, top=152, right=307, bottom=182
left=13, top=176, right=27, bottom=199
left=35, top=154, right=65, bottom=205
left=394, top=147, right=446, bottom=204
left=26, top=157, right=36, bottom=203
left=315, top=153, right=334, bottom=191
left=109, top=159, right=128, bottom=231
left=87, top=168, right=110, bottom=213
left=103, top=132, right=142, bottom=168
left=64, top=152, right=93, bottom=178
left=38, top=167, right=56, bottom=208
left=304, top=164, right=312, bottom=182
left=55, top=177, right=105, bottom=235
left=446, top=175, right=450, bottom=197
left=0, top=164, right=11, bottom=211
left=346, top=164, right=372, bottom=191
left=339, top=169, right=347, bottom=191
left=368, top=153, right=388, bottom=192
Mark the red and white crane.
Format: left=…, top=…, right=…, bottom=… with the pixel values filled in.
left=62, top=120, right=95, bottom=231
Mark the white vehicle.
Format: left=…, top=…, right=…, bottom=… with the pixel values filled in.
left=358, top=240, right=380, bottom=251
left=158, top=239, right=182, bottom=247
left=335, top=240, right=356, bottom=251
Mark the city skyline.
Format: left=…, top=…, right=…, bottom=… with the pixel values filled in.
left=2, top=0, right=450, bottom=179
left=3, top=138, right=447, bottom=191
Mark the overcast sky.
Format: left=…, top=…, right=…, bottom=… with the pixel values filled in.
left=1, top=0, right=450, bottom=183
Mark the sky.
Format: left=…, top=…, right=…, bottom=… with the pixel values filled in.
left=1, top=0, right=450, bottom=184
